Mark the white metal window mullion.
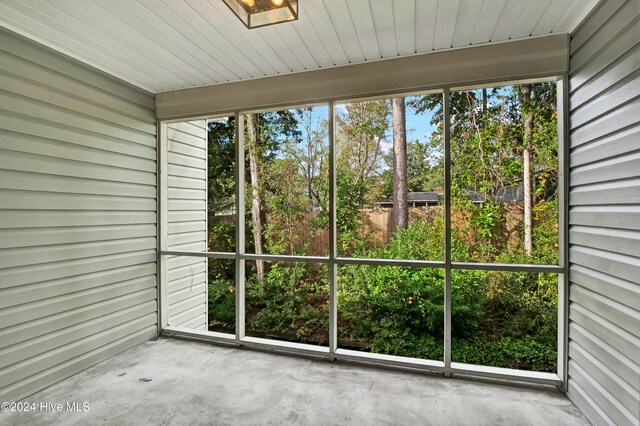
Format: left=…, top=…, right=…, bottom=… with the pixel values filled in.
left=328, top=101, right=338, bottom=356
left=557, top=74, right=570, bottom=391
left=235, top=113, right=246, bottom=342
left=443, top=88, right=452, bottom=374
left=158, top=121, right=169, bottom=331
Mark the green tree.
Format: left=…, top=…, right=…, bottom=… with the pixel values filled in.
left=335, top=100, right=390, bottom=252
left=391, top=97, right=408, bottom=233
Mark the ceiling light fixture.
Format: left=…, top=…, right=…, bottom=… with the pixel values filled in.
left=223, top=0, right=298, bottom=29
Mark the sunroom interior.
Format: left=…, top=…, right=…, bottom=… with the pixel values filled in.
left=0, top=0, right=638, bottom=425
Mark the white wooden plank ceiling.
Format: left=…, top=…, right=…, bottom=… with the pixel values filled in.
left=0, top=0, right=600, bottom=94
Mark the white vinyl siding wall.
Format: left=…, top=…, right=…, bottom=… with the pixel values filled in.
left=165, top=120, right=208, bottom=330
left=0, top=28, right=158, bottom=402
left=568, top=1, right=640, bottom=425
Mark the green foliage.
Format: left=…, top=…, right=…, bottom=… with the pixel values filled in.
left=208, top=278, right=235, bottom=329
left=207, top=259, right=236, bottom=329
left=246, top=263, right=329, bottom=342
left=208, top=219, right=236, bottom=253
left=206, top=83, right=559, bottom=372
left=452, top=336, right=556, bottom=372
left=339, top=220, right=485, bottom=348
left=207, top=118, right=236, bottom=215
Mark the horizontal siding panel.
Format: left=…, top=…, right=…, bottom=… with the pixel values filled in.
left=0, top=251, right=156, bottom=289
left=0, top=50, right=153, bottom=120
left=568, top=359, right=636, bottom=426
left=570, top=98, right=640, bottom=148
left=569, top=3, right=639, bottom=422
left=165, top=241, right=206, bottom=252
left=569, top=178, right=640, bottom=205
left=0, top=190, right=156, bottom=211
left=167, top=199, right=206, bottom=211
left=0, top=237, right=156, bottom=269
left=0, top=277, right=155, bottom=329
left=569, top=284, right=640, bottom=338
left=569, top=226, right=640, bottom=260
left=0, top=224, right=156, bottom=249
left=1, top=128, right=156, bottom=171
left=570, top=264, right=640, bottom=312
left=0, top=91, right=155, bottom=147
left=167, top=211, right=206, bottom=224
left=167, top=163, right=206, bottom=180
left=0, top=293, right=156, bottom=351
left=0, top=303, right=156, bottom=369
left=570, top=125, right=640, bottom=167
left=0, top=210, right=156, bottom=229
left=166, top=261, right=206, bottom=284
left=168, top=303, right=207, bottom=329
left=571, top=28, right=640, bottom=99
left=568, top=378, right=613, bottom=426
left=168, top=283, right=207, bottom=306
left=167, top=128, right=207, bottom=150
left=0, top=71, right=155, bottom=133
left=166, top=151, right=206, bottom=169
left=0, top=29, right=154, bottom=109
left=167, top=231, right=207, bottom=247
left=570, top=150, right=640, bottom=186
left=0, top=263, right=156, bottom=309
left=569, top=205, right=640, bottom=230
left=0, top=148, right=156, bottom=186
left=570, top=0, right=638, bottom=70
left=166, top=255, right=208, bottom=270
left=570, top=37, right=640, bottom=107
left=167, top=272, right=208, bottom=294
left=166, top=221, right=206, bottom=235
left=569, top=246, right=640, bottom=288
left=0, top=28, right=157, bottom=402
left=181, top=317, right=206, bottom=330
left=0, top=316, right=157, bottom=396
left=188, top=120, right=207, bottom=130
left=0, top=169, right=155, bottom=199
left=569, top=330, right=640, bottom=387
left=569, top=341, right=640, bottom=413
left=168, top=290, right=207, bottom=318
left=570, top=69, right=640, bottom=129
left=0, top=327, right=157, bottom=402
left=170, top=121, right=207, bottom=139
left=570, top=0, right=627, bottom=54
left=570, top=304, right=640, bottom=371
left=166, top=139, right=205, bottom=159
left=167, top=175, right=206, bottom=190
left=167, top=187, right=206, bottom=200
left=0, top=112, right=156, bottom=160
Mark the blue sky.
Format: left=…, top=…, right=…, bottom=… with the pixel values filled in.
left=297, top=98, right=438, bottom=151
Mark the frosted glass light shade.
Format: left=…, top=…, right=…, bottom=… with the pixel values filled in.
left=222, top=0, right=298, bottom=29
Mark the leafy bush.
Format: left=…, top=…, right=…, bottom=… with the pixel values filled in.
left=246, top=262, right=329, bottom=342
left=338, top=219, right=486, bottom=350
left=453, top=336, right=556, bottom=372
left=208, top=278, right=235, bottom=329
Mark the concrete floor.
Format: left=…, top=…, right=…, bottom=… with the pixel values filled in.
left=3, top=338, right=588, bottom=426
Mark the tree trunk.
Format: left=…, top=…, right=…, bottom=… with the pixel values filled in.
left=519, top=85, right=534, bottom=257
left=482, top=88, right=487, bottom=117
left=246, top=114, right=266, bottom=287
left=391, top=97, right=408, bottom=233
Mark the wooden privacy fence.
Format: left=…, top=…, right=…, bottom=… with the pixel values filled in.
left=210, top=204, right=535, bottom=257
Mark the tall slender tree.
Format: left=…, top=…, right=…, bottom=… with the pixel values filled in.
left=246, top=114, right=266, bottom=285
left=391, top=97, right=408, bottom=233
left=519, top=84, right=534, bottom=257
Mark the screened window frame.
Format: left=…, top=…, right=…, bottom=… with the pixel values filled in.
left=158, top=76, right=568, bottom=388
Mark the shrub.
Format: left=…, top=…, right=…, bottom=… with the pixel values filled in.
left=338, top=219, right=486, bottom=348
left=208, top=278, right=235, bottom=329
left=246, top=262, right=329, bottom=342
